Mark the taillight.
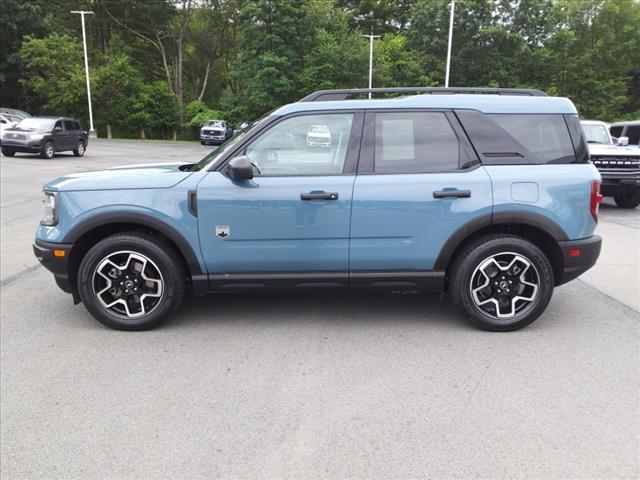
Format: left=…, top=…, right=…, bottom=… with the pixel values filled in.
left=590, top=180, right=603, bottom=222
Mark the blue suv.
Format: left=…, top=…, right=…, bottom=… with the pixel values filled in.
left=33, top=87, right=603, bottom=331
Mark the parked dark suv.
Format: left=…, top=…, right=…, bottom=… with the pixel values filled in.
left=1, top=117, right=88, bottom=159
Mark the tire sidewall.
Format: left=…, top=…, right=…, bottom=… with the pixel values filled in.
left=453, top=237, right=554, bottom=331
left=614, top=189, right=640, bottom=209
left=75, top=140, right=85, bottom=156
left=77, top=235, right=182, bottom=330
left=42, top=141, right=54, bottom=159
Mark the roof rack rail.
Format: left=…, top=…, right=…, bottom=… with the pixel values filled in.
left=299, top=87, right=548, bottom=102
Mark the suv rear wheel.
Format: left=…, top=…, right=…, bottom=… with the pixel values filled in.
left=613, top=189, right=640, bottom=209
left=77, top=232, right=185, bottom=330
left=449, top=234, right=554, bottom=331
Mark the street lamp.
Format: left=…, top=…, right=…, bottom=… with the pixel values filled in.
left=445, top=0, right=455, bottom=87
left=71, top=10, right=96, bottom=138
left=362, top=32, right=381, bottom=99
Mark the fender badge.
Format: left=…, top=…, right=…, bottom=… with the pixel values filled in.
left=215, top=225, right=230, bottom=238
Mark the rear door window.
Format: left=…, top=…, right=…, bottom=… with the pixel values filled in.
left=489, top=114, right=575, bottom=164
left=374, top=112, right=460, bottom=173
left=64, top=120, right=76, bottom=131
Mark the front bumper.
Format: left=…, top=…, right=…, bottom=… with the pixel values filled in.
left=598, top=170, right=640, bottom=196
left=200, top=133, right=226, bottom=142
left=2, top=140, right=43, bottom=152
left=33, top=238, right=74, bottom=295
left=556, top=235, right=602, bottom=286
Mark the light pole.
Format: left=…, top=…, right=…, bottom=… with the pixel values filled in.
left=71, top=10, right=96, bottom=138
left=362, top=33, right=381, bottom=99
left=445, top=0, right=455, bottom=88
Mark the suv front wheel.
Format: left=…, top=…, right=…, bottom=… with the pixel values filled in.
left=77, top=232, right=186, bottom=330
left=613, top=189, right=640, bottom=209
left=449, top=234, right=554, bottom=331
left=40, top=141, right=54, bottom=159
left=73, top=140, right=86, bottom=157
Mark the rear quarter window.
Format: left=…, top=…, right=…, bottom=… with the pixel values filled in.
left=489, top=114, right=575, bottom=164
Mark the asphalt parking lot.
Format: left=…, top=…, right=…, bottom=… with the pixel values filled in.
left=1, top=140, right=639, bottom=479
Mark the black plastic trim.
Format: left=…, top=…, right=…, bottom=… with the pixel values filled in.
left=299, top=87, right=548, bottom=102
left=433, top=211, right=569, bottom=271
left=210, top=271, right=348, bottom=290
left=62, top=212, right=204, bottom=275
left=556, top=235, right=602, bottom=285
left=33, top=239, right=73, bottom=294
left=350, top=270, right=444, bottom=291
left=188, top=190, right=198, bottom=216
left=206, top=270, right=445, bottom=292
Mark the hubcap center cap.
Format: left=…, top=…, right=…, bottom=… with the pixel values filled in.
left=499, top=280, right=509, bottom=290
left=124, top=280, right=134, bottom=290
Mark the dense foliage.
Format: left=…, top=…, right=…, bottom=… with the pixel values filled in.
left=0, top=0, right=638, bottom=139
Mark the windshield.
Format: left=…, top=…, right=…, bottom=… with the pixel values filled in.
left=204, top=121, right=225, bottom=128
left=191, top=114, right=272, bottom=172
left=582, top=123, right=611, bottom=144
left=16, top=118, right=56, bottom=131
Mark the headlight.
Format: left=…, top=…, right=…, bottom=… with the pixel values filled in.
left=29, top=133, right=45, bottom=140
left=41, top=191, right=58, bottom=226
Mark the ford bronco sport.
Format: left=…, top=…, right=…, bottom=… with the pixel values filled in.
left=582, top=119, right=640, bottom=208
left=34, top=87, right=602, bottom=331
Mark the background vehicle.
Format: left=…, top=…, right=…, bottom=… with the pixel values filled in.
left=0, top=107, right=30, bottom=119
left=307, top=124, right=332, bottom=147
left=34, top=87, right=601, bottom=332
left=609, top=120, right=640, bottom=148
left=200, top=120, right=233, bottom=145
left=2, top=117, right=88, bottom=159
left=582, top=119, right=640, bottom=208
left=0, top=114, right=19, bottom=144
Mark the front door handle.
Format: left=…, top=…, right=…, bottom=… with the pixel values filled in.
left=433, top=190, right=471, bottom=199
left=300, top=192, right=339, bottom=201
left=300, top=192, right=338, bottom=200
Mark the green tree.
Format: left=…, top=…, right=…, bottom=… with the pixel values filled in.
left=94, top=54, right=145, bottom=138
left=19, top=34, right=89, bottom=121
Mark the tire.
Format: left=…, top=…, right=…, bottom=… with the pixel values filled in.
left=73, top=140, right=86, bottom=157
left=448, top=234, right=554, bottom=331
left=77, top=232, right=186, bottom=331
left=200, top=140, right=206, bottom=145
left=2, top=148, right=15, bottom=157
left=613, top=189, right=640, bottom=209
left=40, top=141, right=54, bottom=159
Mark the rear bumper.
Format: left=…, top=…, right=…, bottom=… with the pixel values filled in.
left=33, top=238, right=74, bottom=295
left=556, top=235, right=602, bottom=286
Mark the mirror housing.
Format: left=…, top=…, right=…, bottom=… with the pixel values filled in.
left=226, top=155, right=254, bottom=181
left=54, top=125, right=63, bottom=132
left=617, top=136, right=629, bottom=146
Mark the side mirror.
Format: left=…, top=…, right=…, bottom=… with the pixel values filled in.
left=54, top=126, right=63, bottom=132
left=226, top=155, right=254, bottom=181
left=617, top=136, right=629, bottom=146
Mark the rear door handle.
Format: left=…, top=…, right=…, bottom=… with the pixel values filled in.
left=433, top=190, right=471, bottom=199
left=301, top=192, right=339, bottom=201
